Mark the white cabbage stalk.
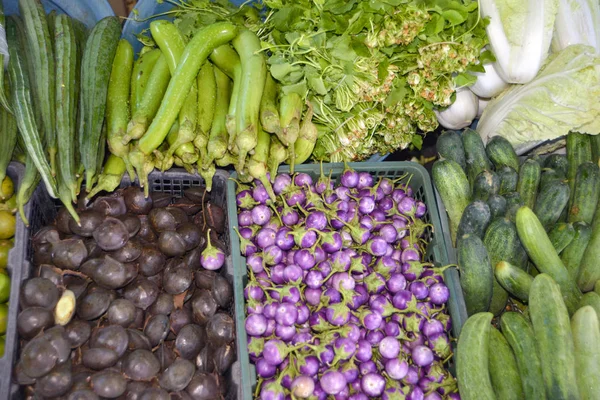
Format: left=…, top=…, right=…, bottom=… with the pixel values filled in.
left=551, top=0, right=600, bottom=53
left=469, top=61, right=510, bottom=98
left=477, top=98, right=490, bottom=118
left=435, top=88, right=479, bottom=130
left=480, top=0, right=559, bottom=84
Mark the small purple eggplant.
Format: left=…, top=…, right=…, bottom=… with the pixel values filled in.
left=200, top=229, right=225, bottom=270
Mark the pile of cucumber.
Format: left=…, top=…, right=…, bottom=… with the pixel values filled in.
left=433, top=130, right=600, bottom=400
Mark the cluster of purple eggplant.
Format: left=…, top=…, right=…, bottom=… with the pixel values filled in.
left=234, top=163, right=460, bottom=400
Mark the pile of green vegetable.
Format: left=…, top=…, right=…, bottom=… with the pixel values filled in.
left=145, top=0, right=491, bottom=163
left=1, top=0, right=122, bottom=224
left=433, top=129, right=600, bottom=399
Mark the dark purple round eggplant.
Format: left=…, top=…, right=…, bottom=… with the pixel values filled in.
left=70, top=365, right=93, bottom=390
left=158, top=231, right=187, bottom=257
left=127, top=329, right=152, bottom=351
left=52, top=238, right=89, bottom=270
left=151, top=192, right=172, bottom=208
left=110, top=238, right=142, bottom=263
left=169, top=308, right=193, bottom=335
left=91, top=256, right=133, bottom=290
left=183, top=246, right=203, bottom=270
left=176, top=223, right=203, bottom=251
left=148, top=208, right=177, bottom=233
left=20, top=335, right=59, bottom=378
left=154, top=340, right=177, bottom=370
left=69, top=210, right=104, bottom=237
left=84, top=238, right=105, bottom=259
left=129, top=307, right=146, bottom=330
left=123, top=278, right=160, bottom=310
left=34, top=362, right=73, bottom=398
left=170, top=391, right=195, bottom=400
left=137, top=215, right=158, bottom=242
left=194, top=270, right=216, bottom=290
left=149, top=293, right=174, bottom=316
left=14, top=361, right=35, bottom=385
left=90, top=325, right=129, bottom=357
left=168, top=207, right=189, bottom=226
left=67, top=389, right=100, bottom=399
left=212, top=343, right=236, bottom=375
left=211, top=275, right=232, bottom=308
left=93, top=217, right=130, bottom=251
left=20, top=277, right=59, bottom=310
left=64, top=274, right=90, bottom=299
left=137, top=247, right=166, bottom=277
left=123, top=381, right=151, bottom=400
left=76, top=286, right=114, bottom=320
left=174, top=324, right=205, bottom=360
left=194, top=346, right=214, bottom=373
left=122, top=350, right=161, bottom=381
left=80, top=257, right=103, bottom=277
left=92, top=196, right=127, bottom=217
left=158, top=358, right=195, bottom=392
left=183, top=187, right=208, bottom=203
left=205, top=313, right=235, bottom=347
left=90, top=370, right=128, bottom=398
left=17, top=307, right=54, bottom=339
left=33, top=242, right=54, bottom=265
left=123, top=186, right=153, bottom=214
left=163, top=263, right=193, bottom=295
left=107, top=298, right=137, bottom=327
left=44, top=326, right=72, bottom=364
left=139, top=387, right=170, bottom=400
left=202, top=202, right=226, bottom=234
left=191, top=290, right=217, bottom=325
left=37, top=264, right=63, bottom=286
left=33, top=225, right=62, bottom=245
left=82, top=347, right=119, bottom=370
left=185, top=373, right=221, bottom=400
left=55, top=207, right=74, bottom=234
left=65, top=320, right=92, bottom=348
left=171, top=197, right=202, bottom=215
left=118, top=213, right=142, bottom=238
left=144, top=314, right=170, bottom=347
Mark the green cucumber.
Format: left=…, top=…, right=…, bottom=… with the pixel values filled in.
left=544, top=154, right=568, bottom=179
left=494, top=261, right=534, bottom=303
left=534, top=181, right=570, bottom=231
left=578, top=292, right=600, bottom=321
left=437, top=130, right=466, bottom=170
left=458, top=234, right=493, bottom=315
left=567, top=132, right=592, bottom=197
left=456, top=312, right=495, bottom=400
left=571, top=306, right=600, bottom=400
left=484, top=217, right=526, bottom=270
left=486, top=135, right=520, bottom=172
left=568, top=162, right=600, bottom=225
left=595, top=281, right=600, bottom=296
left=497, top=166, right=518, bottom=195
left=457, top=200, right=491, bottom=239
left=79, top=16, right=121, bottom=189
left=129, top=49, right=161, bottom=116
left=577, top=215, right=600, bottom=292
left=529, top=274, right=579, bottom=400
left=500, top=312, right=547, bottom=400
left=517, top=158, right=541, bottom=210
left=204, top=66, right=231, bottom=169
left=472, top=170, right=499, bottom=202
left=540, top=168, right=562, bottom=191
left=487, top=194, right=507, bottom=221
left=547, top=222, right=576, bottom=254
left=561, top=222, right=593, bottom=280
left=504, top=192, right=523, bottom=222
left=462, top=128, right=493, bottom=185
left=516, top=206, right=582, bottom=315
left=488, top=326, right=524, bottom=400
left=591, top=134, right=600, bottom=165
left=432, top=159, right=471, bottom=245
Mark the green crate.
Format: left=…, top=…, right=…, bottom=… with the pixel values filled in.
left=226, top=162, right=468, bottom=400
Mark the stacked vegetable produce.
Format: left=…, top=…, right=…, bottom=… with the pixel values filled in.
left=1, top=0, right=123, bottom=224
left=433, top=129, right=600, bottom=399
left=0, top=174, right=14, bottom=357
left=13, top=186, right=237, bottom=398
left=234, top=164, right=458, bottom=399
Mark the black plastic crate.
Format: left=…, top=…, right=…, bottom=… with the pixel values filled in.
left=2, top=168, right=242, bottom=400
